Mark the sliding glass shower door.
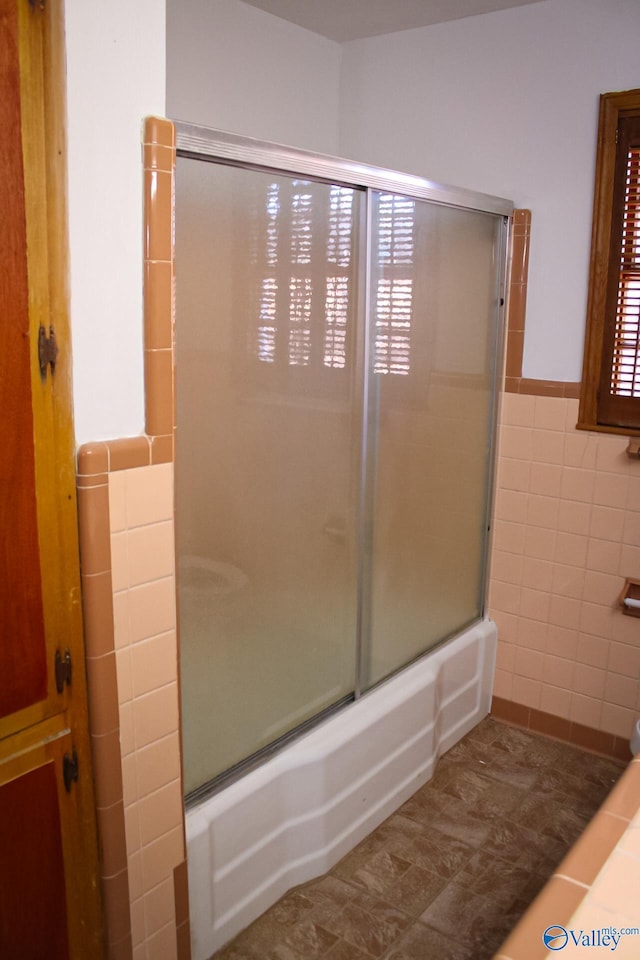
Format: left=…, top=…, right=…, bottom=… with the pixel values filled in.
left=174, top=127, right=510, bottom=799
left=175, top=159, right=363, bottom=795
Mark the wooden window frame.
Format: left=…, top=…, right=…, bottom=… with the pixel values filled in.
left=578, top=89, right=640, bottom=436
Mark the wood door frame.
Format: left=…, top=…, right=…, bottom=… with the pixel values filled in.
left=0, top=1, right=103, bottom=956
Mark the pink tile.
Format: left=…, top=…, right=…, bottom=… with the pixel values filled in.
left=131, top=896, right=145, bottom=948
left=521, top=557, right=554, bottom=592
left=563, top=431, right=598, bottom=469
left=495, top=489, right=529, bottom=524
left=593, top=472, right=629, bottom=508
left=492, top=519, right=527, bottom=555
left=124, top=798, right=141, bottom=853
left=529, top=462, right=562, bottom=498
left=133, top=683, right=180, bottom=750
left=607, top=640, right=640, bottom=677
left=143, top=878, right=175, bottom=939
left=499, top=425, right=534, bottom=460
left=131, top=631, right=178, bottom=699
left=110, top=532, right=130, bottom=592
left=595, top=435, right=634, bottom=475
left=583, top=570, right=624, bottom=607
left=527, top=494, right=559, bottom=529
left=542, top=654, right=575, bottom=689
left=619, top=543, right=640, bottom=580
left=113, top=590, right=131, bottom=650
left=587, top=537, right=621, bottom=575
left=546, top=624, right=579, bottom=660
left=612, top=610, right=640, bottom=644
left=488, top=580, right=521, bottom=616
left=124, top=463, right=174, bottom=529
left=514, top=646, right=544, bottom=680
left=551, top=563, right=585, bottom=600
left=127, top=521, right=175, bottom=587
left=626, top=477, right=640, bottom=511
left=145, top=921, right=178, bottom=960
left=511, top=674, right=541, bottom=708
left=129, top=577, right=177, bottom=644
left=560, top=467, right=596, bottom=503
left=496, top=641, right=516, bottom=672
left=532, top=429, right=565, bottom=465
left=570, top=692, right=603, bottom=728
left=122, top=753, right=138, bottom=808
left=524, top=525, right=557, bottom=560
left=116, top=648, right=133, bottom=703
left=564, top=398, right=580, bottom=431
left=492, top=668, right=513, bottom=700
left=540, top=683, right=571, bottom=719
left=557, top=499, right=592, bottom=536
left=490, top=550, right=523, bottom=585
left=500, top=392, right=535, bottom=427
left=548, top=594, right=582, bottom=630
left=136, top=733, right=182, bottom=800
left=555, top=531, right=588, bottom=568
left=590, top=505, right=625, bottom=542
left=119, top=700, right=135, bottom=757
left=489, top=608, right=519, bottom=640
left=109, top=472, right=128, bottom=533
left=129, top=851, right=143, bottom=901
left=573, top=663, right=606, bottom=699
left=622, top=510, right=640, bottom=546
left=517, top=616, right=548, bottom=651
left=604, top=672, right=639, bottom=710
left=140, top=826, right=184, bottom=892
left=519, top=586, right=550, bottom=623
left=578, top=601, right=615, bottom=640
left=139, top=780, right=184, bottom=848
left=576, top=633, right=610, bottom=669
left=498, top=457, right=531, bottom=492
left=533, top=395, right=567, bottom=431
left=589, top=850, right=638, bottom=918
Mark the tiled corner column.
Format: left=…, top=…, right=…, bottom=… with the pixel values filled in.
left=495, top=758, right=640, bottom=960
left=78, top=118, right=188, bottom=960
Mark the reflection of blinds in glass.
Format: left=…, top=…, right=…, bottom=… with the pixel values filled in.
left=610, top=146, right=640, bottom=398
left=255, top=180, right=356, bottom=372
left=288, top=277, right=312, bottom=365
left=375, top=194, right=414, bottom=375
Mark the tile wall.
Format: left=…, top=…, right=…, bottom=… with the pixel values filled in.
left=489, top=393, right=640, bottom=756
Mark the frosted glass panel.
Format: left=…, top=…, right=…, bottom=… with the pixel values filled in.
left=363, top=195, right=502, bottom=689
left=175, top=158, right=362, bottom=793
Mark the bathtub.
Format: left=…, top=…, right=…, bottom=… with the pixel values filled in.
left=186, top=617, right=497, bottom=960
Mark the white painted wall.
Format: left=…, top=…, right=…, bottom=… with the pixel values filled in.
left=166, top=0, right=342, bottom=155
left=65, top=0, right=166, bottom=444
left=338, top=0, right=640, bottom=383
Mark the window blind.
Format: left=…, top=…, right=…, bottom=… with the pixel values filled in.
left=610, top=145, right=640, bottom=399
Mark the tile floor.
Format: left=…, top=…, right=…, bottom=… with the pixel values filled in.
left=211, top=717, right=626, bottom=960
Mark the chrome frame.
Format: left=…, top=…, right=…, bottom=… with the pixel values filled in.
left=175, top=122, right=513, bottom=217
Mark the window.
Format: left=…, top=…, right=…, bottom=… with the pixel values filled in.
left=579, top=89, right=640, bottom=434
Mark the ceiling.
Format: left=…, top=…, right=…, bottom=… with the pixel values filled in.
left=239, top=0, right=545, bottom=42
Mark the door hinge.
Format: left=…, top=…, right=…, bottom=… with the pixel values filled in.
left=55, top=648, right=72, bottom=694
left=63, top=749, right=79, bottom=793
left=38, top=324, right=58, bottom=379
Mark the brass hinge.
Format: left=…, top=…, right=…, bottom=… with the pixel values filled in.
left=38, top=324, right=58, bottom=379
left=55, top=649, right=72, bottom=694
left=63, top=749, right=79, bottom=793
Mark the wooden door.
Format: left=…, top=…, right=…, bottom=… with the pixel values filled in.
left=0, top=1, right=103, bottom=957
